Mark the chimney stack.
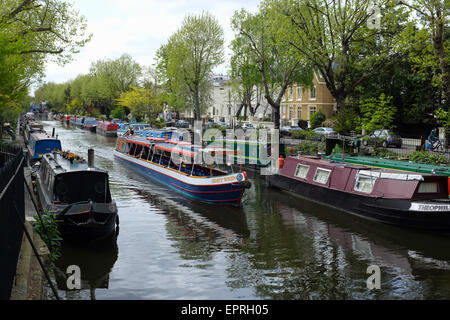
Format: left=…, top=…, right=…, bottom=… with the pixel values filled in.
left=88, top=148, right=95, bottom=168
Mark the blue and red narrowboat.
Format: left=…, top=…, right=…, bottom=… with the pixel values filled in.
left=113, top=135, right=251, bottom=205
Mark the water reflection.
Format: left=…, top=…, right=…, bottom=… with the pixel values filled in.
left=54, top=239, right=118, bottom=300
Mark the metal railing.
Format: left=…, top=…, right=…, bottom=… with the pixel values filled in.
left=0, top=144, right=25, bottom=300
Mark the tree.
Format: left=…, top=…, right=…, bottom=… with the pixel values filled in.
left=89, top=54, right=143, bottom=115
left=310, top=109, right=326, bottom=129
left=1, top=0, right=90, bottom=126
left=398, top=0, right=449, bottom=105
left=230, top=37, right=264, bottom=118
left=116, top=87, right=161, bottom=123
left=157, top=12, right=224, bottom=120
left=271, top=0, right=408, bottom=111
left=231, top=6, right=313, bottom=129
left=360, top=93, right=397, bottom=133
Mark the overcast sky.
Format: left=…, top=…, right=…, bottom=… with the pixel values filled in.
left=41, top=0, right=260, bottom=87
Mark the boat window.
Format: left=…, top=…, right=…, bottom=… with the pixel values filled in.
left=417, top=182, right=438, bottom=193
left=294, top=164, right=309, bottom=179
left=354, top=175, right=376, bottom=193
left=313, top=168, right=331, bottom=184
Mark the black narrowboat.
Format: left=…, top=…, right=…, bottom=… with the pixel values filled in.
left=33, top=149, right=118, bottom=241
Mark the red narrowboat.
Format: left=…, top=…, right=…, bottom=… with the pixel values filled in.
left=267, top=155, right=450, bottom=232
left=97, top=121, right=120, bottom=137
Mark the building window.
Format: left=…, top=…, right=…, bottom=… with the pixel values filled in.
left=289, top=106, right=294, bottom=119
left=296, top=86, right=302, bottom=101
left=282, top=104, right=287, bottom=117
left=309, top=105, right=317, bottom=119
left=294, top=164, right=309, bottom=179
left=288, top=87, right=294, bottom=101
left=297, top=105, right=302, bottom=119
left=354, top=175, right=376, bottom=193
left=313, top=168, right=331, bottom=184
left=310, top=86, right=316, bottom=100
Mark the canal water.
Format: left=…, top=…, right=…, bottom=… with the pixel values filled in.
left=42, top=120, right=450, bottom=300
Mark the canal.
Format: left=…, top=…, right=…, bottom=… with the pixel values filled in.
left=42, top=120, right=450, bottom=300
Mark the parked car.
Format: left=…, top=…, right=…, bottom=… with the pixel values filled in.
left=313, top=127, right=337, bottom=140
left=362, top=129, right=402, bottom=148
left=216, top=121, right=231, bottom=129
left=242, top=123, right=255, bottom=131
left=175, top=120, right=190, bottom=128
left=280, top=126, right=303, bottom=136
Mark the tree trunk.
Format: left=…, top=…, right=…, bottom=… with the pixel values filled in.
left=193, top=87, right=201, bottom=121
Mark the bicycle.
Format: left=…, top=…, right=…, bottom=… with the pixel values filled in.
left=425, top=139, right=445, bottom=153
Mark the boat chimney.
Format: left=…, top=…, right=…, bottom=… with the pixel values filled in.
left=88, top=148, right=95, bottom=168
left=52, top=128, right=55, bottom=137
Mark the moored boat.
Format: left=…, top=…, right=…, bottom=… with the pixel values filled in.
left=24, top=121, right=44, bottom=144
left=96, top=120, right=120, bottom=137
left=267, top=155, right=450, bottom=232
left=117, top=123, right=151, bottom=136
left=27, top=131, right=62, bottom=164
left=81, top=117, right=98, bottom=133
left=113, top=135, right=251, bottom=205
left=33, top=149, right=118, bottom=241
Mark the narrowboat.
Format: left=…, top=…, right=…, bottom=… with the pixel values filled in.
left=81, top=117, right=98, bottom=133
left=117, top=123, right=151, bottom=136
left=113, top=136, right=251, bottom=205
left=267, top=155, right=450, bottom=232
left=96, top=120, right=120, bottom=137
left=27, top=131, right=62, bottom=164
left=24, top=121, right=44, bottom=144
left=33, top=149, right=118, bottom=241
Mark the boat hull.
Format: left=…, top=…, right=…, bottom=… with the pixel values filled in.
left=267, top=173, right=450, bottom=233
left=97, top=127, right=117, bottom=137
left=51, top=202, right=118, bottom=242
left=114, top=151, right=245, bottom=205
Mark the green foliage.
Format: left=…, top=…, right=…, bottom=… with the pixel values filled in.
left=359, top=94, right=397, bottom=133
left=1, top=0, right=90, bottom=123
left=310, top=109, right=326, bottom=129
left=409, top=150, right=447, bottom=165
left=286, top=141, right=326, bottom=156
left=111, top=106, right=125, bottom=120
left=116, top=87, right=161, bottom=122
left=33, top=213, right=63, bottom=262
left=270, top=0, right=408, bottom=111
left=155, top=12, right=224, bottom=120
left=290, top=129, right=304, bottom=139
left=331, top=106, right=361, bottom=135
left=371, top=146, right=400, bottom=159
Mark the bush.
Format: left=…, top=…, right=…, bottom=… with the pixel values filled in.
left=409, top=151, right=447, bottom=165
left=111, top=106, right=125, bottom=120
left=291, top=129, right=304, bottom=139
left=333, top=106, right=361, bottom=135
left=33, top=213, right=62, bottom=262
left=372, top=147, right=399, bottom=159
left=310, top=109, right=326, bottom=129
left=286, top=141, right=325, bottom=156
left=298, top=119, right=309, bottom=129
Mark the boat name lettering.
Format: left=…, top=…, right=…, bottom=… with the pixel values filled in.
left=410, top=203, right=450, bottom=212
left=212, top=176, right=237, bottom=184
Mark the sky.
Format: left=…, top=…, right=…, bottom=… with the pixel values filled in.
left=41, top=0, right=261, bottom=87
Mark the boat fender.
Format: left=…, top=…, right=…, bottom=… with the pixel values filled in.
left=237, top=180, right=252, bottom=189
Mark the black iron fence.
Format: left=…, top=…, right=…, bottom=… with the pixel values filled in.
left=0, top=143, right=24, bottom=300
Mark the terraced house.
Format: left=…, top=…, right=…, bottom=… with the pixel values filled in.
left=281, top=72, right=336, bottom=127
